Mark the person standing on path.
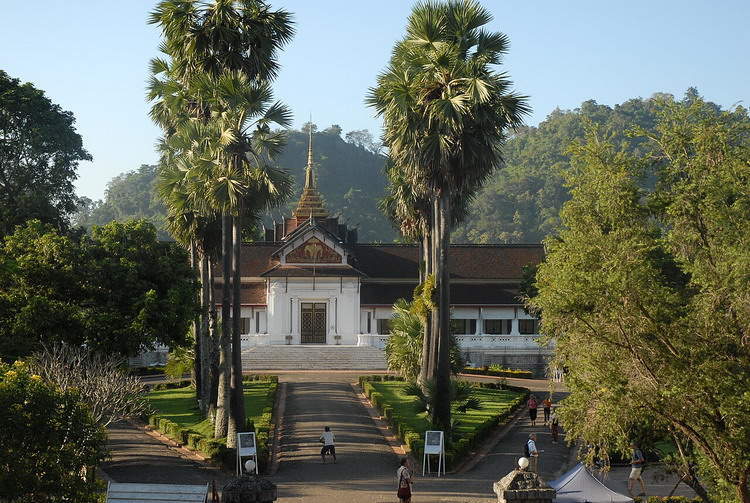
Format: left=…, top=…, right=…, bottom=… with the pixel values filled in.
left=550, top=411, right=560, bottom=444
left=526, top=433, right=540, bottom=473
left=542, top=396, right=552, bottom=424
left=628, top=442, right=647, bottom=497
left=319, top=426, right=336, bottom=464
left=396, top=457, right=412, bottom=502
left=527, top=395, right=539, bottom=426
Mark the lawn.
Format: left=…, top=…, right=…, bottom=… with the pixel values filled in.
left=369, top=381, right=522, bottom=438
left=148, top=381, right=276, bottom=439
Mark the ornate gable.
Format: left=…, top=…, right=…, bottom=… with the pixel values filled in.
left=285, top=236, right=342, bottom=264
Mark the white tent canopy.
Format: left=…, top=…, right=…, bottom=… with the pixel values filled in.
left=550, top=463, right=633, bottom=503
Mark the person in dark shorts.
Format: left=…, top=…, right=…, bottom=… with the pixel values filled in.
left=527, top=395, right=538, bottom=426
left=628, top=442, right=646, bottom=497
left=542, top=396, right=552, bottom=424
left=319, top=426, right=336, bottom=463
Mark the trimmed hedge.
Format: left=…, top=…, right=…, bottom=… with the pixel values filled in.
left=147, top=376, right=278, bottom=473
left=359, top=375, right=529, bottom=470
left=461, top=366, right=533, bottom=379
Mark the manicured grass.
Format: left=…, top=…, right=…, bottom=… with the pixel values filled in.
left=148, top=381, right=274, bottom=439
left=370, top=381, right=521, bottom=436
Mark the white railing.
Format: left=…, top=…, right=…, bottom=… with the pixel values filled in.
left=356, top=333, right=546, bottom=351
left=356, top=334, right=391, bottom=349
left=455, top=334, right=547, bottom=349
left=240, top=333, right=271, bottom=348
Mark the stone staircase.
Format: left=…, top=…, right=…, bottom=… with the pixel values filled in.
left=241, top=345, right=387, bottom=371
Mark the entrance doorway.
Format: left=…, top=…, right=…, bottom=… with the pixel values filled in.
left=301, top=302, right=326, bottom=344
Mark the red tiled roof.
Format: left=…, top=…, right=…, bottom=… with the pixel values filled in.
left=351, top=244, right=543, bottom=280
left=215, top=282, right=266, bottom=305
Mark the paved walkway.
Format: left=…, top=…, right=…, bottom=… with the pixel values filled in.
left=104, top=372, right=697, bottom=502
left=103, top=421, right=230, bottom=488
left=271, top=378, right=397, bottom=502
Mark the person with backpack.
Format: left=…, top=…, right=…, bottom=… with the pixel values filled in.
left=628, top=442, right=647, bottom=497
left=525, top=433, right=539, bottom=473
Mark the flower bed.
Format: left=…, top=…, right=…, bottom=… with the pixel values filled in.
left=461, top=366, right=534, bottom=379
left=358, top=375, right=528, bottom=469
left=146, top=374, right=278, bottom=472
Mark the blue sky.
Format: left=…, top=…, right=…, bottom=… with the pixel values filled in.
left=2, top=1, right=748, bottom=200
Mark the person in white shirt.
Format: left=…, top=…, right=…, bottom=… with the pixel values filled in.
left=527, top=433, right=539, bottom=473
left=319, top=426, right=336, bottom=463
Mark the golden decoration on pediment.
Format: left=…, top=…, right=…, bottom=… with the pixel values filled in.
left=286, top=237, right=342, bottom=264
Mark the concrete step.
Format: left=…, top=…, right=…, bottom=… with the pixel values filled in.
left=241, top=345, right=387, bottom=370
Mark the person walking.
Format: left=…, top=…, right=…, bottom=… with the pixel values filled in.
left=550, top=411, right=560, bottom=444
left=396, top=457, right=412, bottom=502
left=542, top=396, right=552, bottom=424
left=319, top=426, right=336, bottom=464
left=527, top=395, right=538, bottom=426
left=526, top=433, right=540, bottom=473
left=628, top=442, right=647, bottom=497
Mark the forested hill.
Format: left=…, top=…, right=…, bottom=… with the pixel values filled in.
left=452, top=88, right=717, bottom=244
left=74, top=126, right=395, bottom=242
left=75, top=89, right=716, bottom=244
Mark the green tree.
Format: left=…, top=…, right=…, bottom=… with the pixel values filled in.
left=0, top=361, right=107, bottom=502
left=0, top=219, right=198, bottom=360
left=530, top=98, right=750, bottom=502
left=369, top=0, right=529, bottom=429
left=0, top=70, right=91, bottom=237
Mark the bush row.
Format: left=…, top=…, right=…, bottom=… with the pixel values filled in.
left=357, top=374, right=405, bottom=387
left=147, top=377, right=278, bottom=473
left=359, top=376, right=529, bottom=470
left=461, top=366, right=534, bottom=379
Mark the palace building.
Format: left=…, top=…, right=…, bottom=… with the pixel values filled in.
left=226, top=133, right=550, bottom=374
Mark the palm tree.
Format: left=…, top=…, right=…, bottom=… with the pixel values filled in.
left=369, top=0, right=529, bottom=429
left=191, top=70, right=293, bottom=446
left=149, top=0, right=295, bottom=446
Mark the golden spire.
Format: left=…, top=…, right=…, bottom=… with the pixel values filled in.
left=304, top=125, right=315, bottom=189
left=293, top=122, right=329, bottom=219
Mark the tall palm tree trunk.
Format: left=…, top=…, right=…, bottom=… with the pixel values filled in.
left=428, top=197, right=440, bottom=385
left=207, top=258, right=219, bottom=422
left=418, top=225, right=433, bottom=387
left=190, top=241, right=202, bottom=400
left=431, top=191, right=452, bottom=430
left=227, top=213, right=246, bottom=448
left=215, top=214, right=233, bottom=438
left=199, top=252, right=212, bottom=413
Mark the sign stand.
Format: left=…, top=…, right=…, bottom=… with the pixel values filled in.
left=422, top=430, right=445, bottom=477
left=236, top=432, right=258, bottom=476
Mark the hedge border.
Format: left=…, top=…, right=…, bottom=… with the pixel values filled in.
left=146, top=374, right=279, bottom=472
left=461, top=367, right=534, bottom=379
left=358, top=375, right=529, bottom=469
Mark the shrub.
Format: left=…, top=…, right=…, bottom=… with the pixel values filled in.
left=0, top=361, right=107, bottom=503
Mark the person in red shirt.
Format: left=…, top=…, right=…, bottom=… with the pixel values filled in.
left=542, top=396, right=552, bottom=424
left=527, top=395, right=538, bottom=426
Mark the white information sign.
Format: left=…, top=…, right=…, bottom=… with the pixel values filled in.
left=422, top=430, right=445, bottom=476
left=236, top=432, right=259, bottom=475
